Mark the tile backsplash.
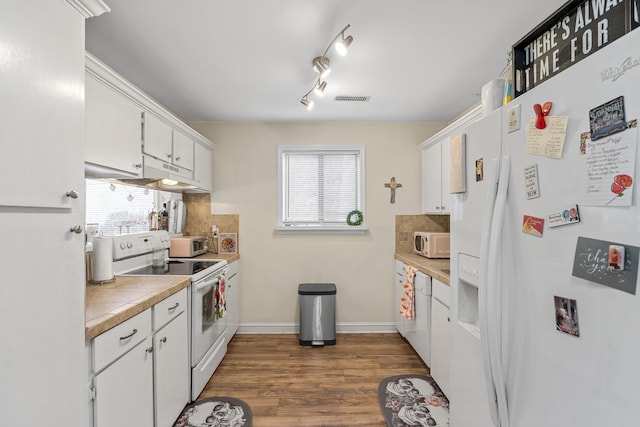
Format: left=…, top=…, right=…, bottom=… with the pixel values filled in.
left=395, top=214, right=450, bottom=253
left=182, top=193, right=239, bottom=250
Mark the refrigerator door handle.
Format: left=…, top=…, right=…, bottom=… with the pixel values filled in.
left=479, top=157, right=500, bottom=426
left=487, top=154, right=511, bottom=427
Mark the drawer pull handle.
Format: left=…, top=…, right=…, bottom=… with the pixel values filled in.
left=160, top=337, right=167, bottom=343
left=168, top=302, right=180, bottom=311
left=119, top=329, right=138, bottom=341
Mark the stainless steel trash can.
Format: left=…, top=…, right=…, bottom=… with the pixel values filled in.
left=298, top=283, right=336, bottom=346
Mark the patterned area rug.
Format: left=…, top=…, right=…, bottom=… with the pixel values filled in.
left=378, top=374, right=449, bottom=427
left=173, top=397, right=252, bottom=427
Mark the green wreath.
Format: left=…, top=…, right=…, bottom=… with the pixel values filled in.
left=346, top=209, right=363, bottom=226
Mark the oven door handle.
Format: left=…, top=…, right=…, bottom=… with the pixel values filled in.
left=194, top=277, right=220, bottom=292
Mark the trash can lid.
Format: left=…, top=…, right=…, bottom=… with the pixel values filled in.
left=298, top=283, right=337, bottom=295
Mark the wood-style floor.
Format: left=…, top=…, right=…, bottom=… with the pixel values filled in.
left=198, top=333, right=430, bottom=426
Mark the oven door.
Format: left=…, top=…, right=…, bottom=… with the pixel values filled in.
left=191, top=271, right=228, bottom=366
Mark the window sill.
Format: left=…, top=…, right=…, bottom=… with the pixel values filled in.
left=275, top=224, right=368, bottom=234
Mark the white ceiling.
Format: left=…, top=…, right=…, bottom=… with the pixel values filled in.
left=86, top=0, right=567, bottom=123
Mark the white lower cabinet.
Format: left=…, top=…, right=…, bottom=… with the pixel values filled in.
left=94, top=337, right=154, bottom=427
left=225, top=261, right=240, bottom=339
left=92, top=288, right=189, bottom=427
left=430, top=279, right=451, bottom=397
left=154, top=311, right=189, bottom=427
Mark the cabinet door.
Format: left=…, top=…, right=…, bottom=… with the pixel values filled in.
left=142, top=112, right=173, bottom=161
left=154, top=312, right=189, bottom=427
left=394, top=261, right=406, bottom=337
left=85, top=74, right=143, bottom=176
left=172, top=130, right=194, bottom=171
left=193, top=142, right=212, bottom=192
left=94, top=337, right=154, bottom=427
left=421, top=142, right=443, bottom=214
left=440, top=136, right=451, bottom=214
left=226, top=264, right=239, bottom=338
left=430, top=298, right=451, bottom=397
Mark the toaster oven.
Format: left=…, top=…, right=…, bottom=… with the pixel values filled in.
left=169, top=236, right=207, bottom=258
left=414, top=232, right=450, bottom=259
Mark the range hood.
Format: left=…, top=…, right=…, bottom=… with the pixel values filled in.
left=85, top=155, right=206, bottom=193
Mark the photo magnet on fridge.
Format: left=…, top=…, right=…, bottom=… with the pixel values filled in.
left=547, top=204, right=580, bottom=227
left=554, top=296, right=580, bottom=337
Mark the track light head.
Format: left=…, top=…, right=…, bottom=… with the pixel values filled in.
left=300, top=97, right=314, bottom=110
left=312, top=56, right=331, bottom=78
left=335, top=34, right=353, bottom=56
left=314, top=80, right=327, bottom=97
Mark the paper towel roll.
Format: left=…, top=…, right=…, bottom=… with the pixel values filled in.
left=92, top=236, right=114, bottom=283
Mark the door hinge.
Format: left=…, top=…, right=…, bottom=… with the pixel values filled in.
left=89, top=387, right=96, bottom=401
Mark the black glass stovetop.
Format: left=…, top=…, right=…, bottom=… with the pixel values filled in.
left=126, top=259, right=222, bottom=276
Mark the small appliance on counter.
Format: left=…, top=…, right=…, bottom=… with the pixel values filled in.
left=169, top=236, right=207, bottom=258
left=414, top=232, right=450, bottom=259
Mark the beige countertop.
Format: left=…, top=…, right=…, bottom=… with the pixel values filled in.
left=85, top=252, right=240, bottom=341
left=394, top=252, right=450, bottom=285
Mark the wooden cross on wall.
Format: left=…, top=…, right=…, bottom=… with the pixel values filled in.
left=384, top=177, right=402, bottom=204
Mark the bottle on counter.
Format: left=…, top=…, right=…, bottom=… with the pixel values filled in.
left=159, top=203, right=169, bottom=231
left=149, top=208, right=159, bottom=231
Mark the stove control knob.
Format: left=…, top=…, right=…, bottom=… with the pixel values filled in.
left=120, top=242, right=126, bottom=250
left=127, top=242, right=133, bottom=249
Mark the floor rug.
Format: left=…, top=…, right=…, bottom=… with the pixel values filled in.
left=173, top=396, right=252, bottom=427
left=378, top=374, right=449, bottom=427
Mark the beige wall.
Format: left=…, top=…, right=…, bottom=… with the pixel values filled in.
left=188, top=121, right=445, bottom=329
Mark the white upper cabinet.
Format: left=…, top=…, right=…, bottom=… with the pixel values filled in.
left=85, top=74, right=143, bottom=176
left=85, top=52, right=215, bottom=191
left=142, top=112, right=173, bottom=162
left=419, top=105, right=482, bottom=215
left=422, top=136, right=451, bottom=214
left=172, top=130, right=195, bottom=171
left=193, top=142, right=212, bottom=192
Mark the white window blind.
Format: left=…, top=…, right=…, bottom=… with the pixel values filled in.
left=278, top=145, right=365, bottom=231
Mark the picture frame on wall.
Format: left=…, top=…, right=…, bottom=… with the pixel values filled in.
left=218, top=233, right=237, bottom=254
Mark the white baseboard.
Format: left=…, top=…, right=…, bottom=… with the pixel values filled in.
left=237, top=322, right=396, bottom=335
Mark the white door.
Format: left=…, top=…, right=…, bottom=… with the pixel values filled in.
left=154, top=313, right=189, bottom=427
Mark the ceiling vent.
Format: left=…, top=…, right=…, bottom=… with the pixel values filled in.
left=335, top=95, right=371, bottom=102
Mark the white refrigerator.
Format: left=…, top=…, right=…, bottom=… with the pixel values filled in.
left=449, top=27, right=640, bottom=427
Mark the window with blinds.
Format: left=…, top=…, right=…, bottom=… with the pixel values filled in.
left=277, top=145, right=365, bottom=231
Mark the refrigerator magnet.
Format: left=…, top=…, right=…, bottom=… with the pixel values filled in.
left=524, top=164, right=540, bottom=199
left=547, top=204, right=580, bottom=227
left=554, top=296, right=580, bottom=337
left=522, top=215, right=544, bottom=237
left=608, top=245, right=625, bottom=271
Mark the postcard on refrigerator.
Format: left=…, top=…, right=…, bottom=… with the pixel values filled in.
left=580, top=121, right=637, bottom=207
left=522, top=215, right=544, bottom=237
left=524, top=163, right=540, bottom=199
left=450, top=133, right=466, bottom=193
left=526, top=116, right=569, bottom=159
left=589, top=96, right=627, bottom=141
left=554, top=296, right=580, bottom=337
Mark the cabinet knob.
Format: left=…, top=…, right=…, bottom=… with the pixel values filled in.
left=167, top=154, right=172, bottom=159
left=160, top=337, right=167, bottom=343
left=66, top=190, right=79, bottom=199
left=69, top=225, right=83, bottom=234
left=135, top=163, right=142, bottom=169
left=175, top=156, right=181, bottom=161
left=145, top=346, right=153, bottom=354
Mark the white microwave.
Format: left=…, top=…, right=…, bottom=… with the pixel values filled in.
left=413, top=232, right=450, bottom=259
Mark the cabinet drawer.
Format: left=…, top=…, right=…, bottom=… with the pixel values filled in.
left=432, top=279, right=450, bottom=308
left=153, top=288, right=187, bottom=331
left=93, top=309, right=151, bottom=373
left=227, top=260, right=238, bottom=278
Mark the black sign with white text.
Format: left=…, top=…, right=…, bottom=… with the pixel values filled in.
left=513, top=0, right=640, bottom=97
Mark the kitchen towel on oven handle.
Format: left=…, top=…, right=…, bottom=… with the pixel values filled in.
left=400, top=265, right=417, bottom=320
left=215, top=274, right=227, bottom=319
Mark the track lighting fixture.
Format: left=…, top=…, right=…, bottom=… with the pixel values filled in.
left=314, top=80, right=327, bottom=96
left=299, top=24, right=353, bottom=110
